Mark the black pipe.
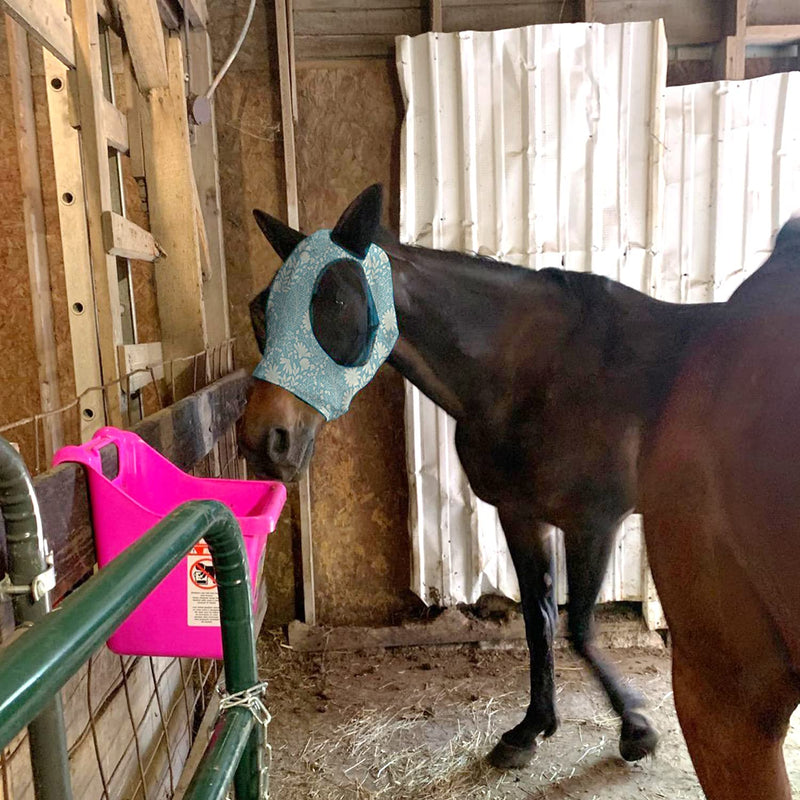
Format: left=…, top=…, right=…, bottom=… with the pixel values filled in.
left=0, top=437, right=73, bottom=800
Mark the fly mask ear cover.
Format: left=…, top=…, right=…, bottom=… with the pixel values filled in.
left=252, top=229, right=399, bottom=420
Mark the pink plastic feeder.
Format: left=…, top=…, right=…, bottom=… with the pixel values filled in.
left=53, top=427, right=286, bottom=659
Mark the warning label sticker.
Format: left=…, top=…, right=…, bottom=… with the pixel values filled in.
left=187, top=540, right=220, bottom=627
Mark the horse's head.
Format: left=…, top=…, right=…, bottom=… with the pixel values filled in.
left=238, top=185, right=398, bottom=482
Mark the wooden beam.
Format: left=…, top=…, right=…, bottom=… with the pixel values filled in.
left=102, top=98, right=129, bottom=153
left=122, top=46, right=146, bottom=180
left=745, top=24, right=800, bottom=44
left=430, top=0, right=442, bottom=31
left=287, top=607, right=665, bottom=652
left=156, top=0, right=183, bottom=30
left=178, top=0, right=208, bottom=28
left=44, top=51, right=104, bottom=440
left=0, top=0, right=75, bottom=67
left=576, top=0, right=594, bottom=22
left=7, top=18, right=63, bottom=460
left=713, top=0, right=747, bottom=80
left=116, top=0, right=168, bottom=91
left=118, top=342, right=164, bottom=393
left=275, top=0, right=314, bottom=626
left=187, top=28, right=231, bottom=350
left=275, top=0, right=299, bottom=228
left=102, top=210, right=160, bottom=261
left=713, top=35, right=745, bottom=80
left=72, top=0, right=124, bottom=426
left=140, top=34, right=208, bottom=398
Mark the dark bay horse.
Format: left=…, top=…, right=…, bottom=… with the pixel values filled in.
left=641, top=217, right=800, bottom=799
left=239, top=185, right=721, bottom=768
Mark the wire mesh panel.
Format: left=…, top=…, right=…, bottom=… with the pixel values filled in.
left=0, top=343, right=251, bottom=799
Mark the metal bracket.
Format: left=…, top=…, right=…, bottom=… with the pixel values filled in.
left=0, top=550, right=56, bottom=603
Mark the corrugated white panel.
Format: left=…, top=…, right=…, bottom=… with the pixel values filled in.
left=396, top=21, right=667, bottom=606
left=398, top=19, right=800, bottom=609
left=659, top=72, right=800, bottom=303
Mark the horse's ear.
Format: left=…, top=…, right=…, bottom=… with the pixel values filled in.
left=253, top=210, right=305, bottom=261
left=331, top=184, right=383, bottom=259
left=249, top=286, right=271, bottom=354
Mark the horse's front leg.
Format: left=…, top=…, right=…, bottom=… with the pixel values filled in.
left=488, top=509, right=558, bottom=769
left=563, top=518, right=659, bottom=761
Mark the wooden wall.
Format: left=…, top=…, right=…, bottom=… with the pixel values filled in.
left=0, top=28, right=162, bottom=467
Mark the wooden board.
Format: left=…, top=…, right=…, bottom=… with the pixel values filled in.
left=7, top=18, right=63, bottom=460
left=140, top=34, right=208, bottom=398
left=294, top=7, right=424, bottom=35
left=745, top=24, right=800, bottom=43
left=102, top=210, right=160, bottom=261
left=43, top=51, right=104, bottom=440
left=102, top=98, right=129, bottom=153
left=72, top=0, right=124, bottom=426
left=0, top=0, right=75, bottom=67
left=179, top=0, right=209, bottom=28
left=118, top=342, right=164, bottom=393
left=187, top=28, right=231, bottom=349
left=288, top=607, right=665, bottom=651
left=295, top=33, right=400, bottom=61
left=594, top=0, right=722, bottom=45
left=117, top=0, right=168, bottom=90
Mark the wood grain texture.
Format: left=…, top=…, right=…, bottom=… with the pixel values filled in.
left=117, top=0, right=169, bottom=90
left=102, top=210, right=160, bottom=261
left=72, top=0, right=124, bottom=425
left=7, top=18, right=63, bottom=459
left=140, top=34, right=208, bottom=397
left=0, top=0, right=74, bottom=67
left=294, top=60, right=414, bottom=626
left=594, top=0, right=723, bottom=45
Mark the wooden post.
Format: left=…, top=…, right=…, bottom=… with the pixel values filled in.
left=43, top=50, right=104, bottom=441
left=7, top=18, right=63, bottom=459
left=275, top=0, right=315, bottom=625
left=187, top=28, right=231, bottom=354
left=116, top=0, right=168, bottom=90
left=713, top=0, right=747, bottom=80
left=71, top=0, right=124, bottom=426
left=430, top=0, right=442, bottom=32
left=140, top=34, right=208, bottom=400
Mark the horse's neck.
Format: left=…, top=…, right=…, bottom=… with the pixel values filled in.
left=380, top=237, right=567, bottom=423
left=377, top=233, right=716, bottom=429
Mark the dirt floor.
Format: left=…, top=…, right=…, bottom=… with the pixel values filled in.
left=258, top=629, right=800, bottom=800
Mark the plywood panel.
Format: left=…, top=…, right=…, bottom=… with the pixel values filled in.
left=296, top=60, right=415, bottom=626
left=444, top=2, right=568, bottom=31
left=0, top=63, right=46, bottom=469
left=747, top=0, right=800, bottom=27
left=595, top=0, right=722, bottom=44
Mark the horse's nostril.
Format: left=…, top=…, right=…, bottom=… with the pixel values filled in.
left=267, top=427, right=290, bottom=459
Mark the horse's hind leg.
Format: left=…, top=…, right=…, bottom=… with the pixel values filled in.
left=672, top=649, right=793, bottom=800
left=564, top=521, right=659, bottom=761
left=488, top=511, right=558, bottom=769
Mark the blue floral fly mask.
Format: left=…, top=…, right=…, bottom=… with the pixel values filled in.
left=251, top=228, right=399, bottom=421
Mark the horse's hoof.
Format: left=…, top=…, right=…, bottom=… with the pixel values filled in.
left=619, top=709, right=659, bottom=762
left=487, top=736, right=537, bottom=769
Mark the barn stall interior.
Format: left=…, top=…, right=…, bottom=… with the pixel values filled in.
left=0, top=0, right=797, bottom=797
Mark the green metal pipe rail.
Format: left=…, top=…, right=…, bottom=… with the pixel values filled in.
left=0, top=499, right=266, bottom=800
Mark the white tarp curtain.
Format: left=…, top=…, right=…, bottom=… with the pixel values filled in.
left=396, top=21, right=800, bottom=607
